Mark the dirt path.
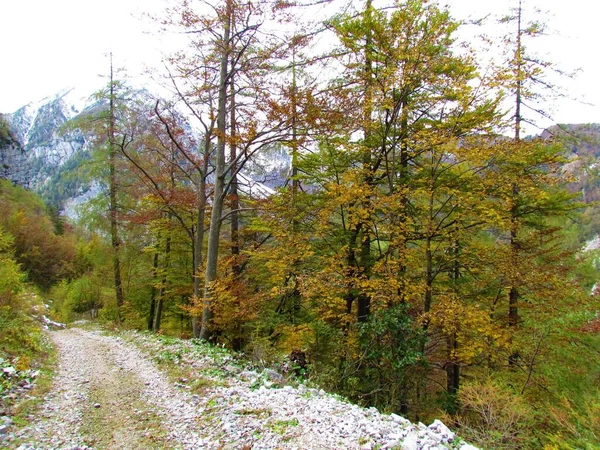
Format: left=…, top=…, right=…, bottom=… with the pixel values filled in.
left=14, top=328, right=204, bottom=450
left=9, top=328, right=473, bottom=450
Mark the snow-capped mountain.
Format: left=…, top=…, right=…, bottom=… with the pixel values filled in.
left=1, top=87, right=292, bottom=209
left=9, top=87, right=89, bottom=146
left=2, top=88, right=95, bottom=203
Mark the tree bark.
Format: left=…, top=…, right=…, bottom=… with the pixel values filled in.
left=148, top=250, right=159, bottom=331
left=446, top=235, right=461, bottom=413
left=509, top=0, right=523, bottom=366
left=153, top=233, right=171, bottom=333
left=230, top=59, right=240, bottom=277
left=108, top=53, right=124, bottom=312
left=356, top=0, right=374, bottom=323
left=200, top=0, right=232, bottom=340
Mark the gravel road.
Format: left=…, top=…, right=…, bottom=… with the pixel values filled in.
left=7, top=328, right=475, bottom=450
left=12, top=328, right=205, bottom=449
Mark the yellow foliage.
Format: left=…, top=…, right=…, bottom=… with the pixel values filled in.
left=273, top=323, right=315, bottom=354
left=429, top=293, right=510, bottom=364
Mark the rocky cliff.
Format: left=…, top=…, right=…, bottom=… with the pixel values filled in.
left=2, top=88, right=292, bottom=210
left=2, top=88, right=93, bottom=206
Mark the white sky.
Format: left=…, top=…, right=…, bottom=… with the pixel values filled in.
left=1, top=0, right=599, bottom=133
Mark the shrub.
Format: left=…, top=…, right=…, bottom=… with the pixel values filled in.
left=455, top=378, right=534, bottom=449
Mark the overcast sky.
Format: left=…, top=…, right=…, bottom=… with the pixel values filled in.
left=1, top=0, right=598, bottom=133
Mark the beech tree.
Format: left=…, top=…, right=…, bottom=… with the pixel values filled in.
left=107, top=56, right=124, bottom=312
left=160, top=0, right=304, bottom=339
left=241, top=0, right=510, bottom=415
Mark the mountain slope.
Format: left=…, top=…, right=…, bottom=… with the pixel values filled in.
left=3, top=88, right=292, bottom=210
left=0, top=114, right=24, bottom=183
left=3, top=88, right=94, bottom=206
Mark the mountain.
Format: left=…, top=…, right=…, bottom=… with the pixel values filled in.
left=0, top=114, right=23, bottom=182
left=1, top=88, right=292, bottom=211
left=541, top=124, right=600, bottom=243
left=546, top=123, right=600, bottom=200
left=2, top=88, right=96, bottom=206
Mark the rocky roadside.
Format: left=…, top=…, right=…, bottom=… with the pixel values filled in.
left=1, top=327, right=477, bottom=449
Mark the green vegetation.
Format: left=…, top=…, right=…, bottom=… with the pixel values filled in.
left=0, top=204, right=45, bottom=363
left=0, top=179, right=80, bottom=290
left=268, top=418, right=299, bottom=435
left=2, top=1, right=600, bottom=449
left=0, top=181, right=66, bottom=420
left=0, top=115, right=15, bottom=147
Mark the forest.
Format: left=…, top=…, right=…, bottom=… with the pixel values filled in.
left=2, top=0, right=600, bottom=448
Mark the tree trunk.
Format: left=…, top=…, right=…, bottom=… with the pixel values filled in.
left=230, top=60, right=240, bottom=277
left=445, top=333, right=460, bottom=412
left=108, top=53, right=124, bottom=312
left=156, top=152, right=177, bottom=333
left=192, top=139, right=209, bottom=337
left=153, top=234, right=171, bottom=332
left=446, top=236, right=461, bottom=413
left=356, top=0, right=373, bottom=323
left=200, top=0, right=232, bottom=340
left=148, top=250, right=159, bottom=331
left=291, top=47, right=300, bottom=201
left=289, top=48, right=301, bottom=321
left=509, top=0, right=523, bottom=366
left=424, top=230, right=433, bottom=318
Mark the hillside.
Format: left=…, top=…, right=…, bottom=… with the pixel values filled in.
left=0, top=115, right=22, bottom=182
left=543, top=124, right=600, bottom=242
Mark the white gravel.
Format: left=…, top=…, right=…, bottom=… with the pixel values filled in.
left=5, top=328, right=476, bottom=450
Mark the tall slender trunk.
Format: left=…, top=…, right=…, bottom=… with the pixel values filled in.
left=345, top=224, right=360, bottom=315
left=156, top=152, right=177, bottom=332
left=200, top=0, right=232, bottom=340
left=230, top=57, right=244, bottom=350
left=291, top=48, right=300, bottom=201
left=445, top=234, right=461, bottom=413
left=423, top=180, right=436, bottom=321
left=356, top=0, right=373, bottom=323
left=148, top=250, right=159, bottom=331
left=445, top=334, right=459, bottom=410
left=288, top=48, right=302, bottom=322
left=509, top=0, right=523, bottom=366
left=192, top=140, right=210, bottom=337
left=153, top=233, right=171, bottom=332
left=230, top=59, right=240, bottom=277
left=395, top=99, right=410, bottom=305
left=108, top=53, right=124, bottom=311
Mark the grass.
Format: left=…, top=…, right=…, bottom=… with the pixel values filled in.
left=0, top=324, right=58, bottom=427
left=3, top=332, right=57, bottom=425
left=117, top=330, right=239, bottom=396
left=235, top=407, right=272, bottom=418
left=5, top=332, right=58, bottom=449
left=268, top=418, right=299, bottom=435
